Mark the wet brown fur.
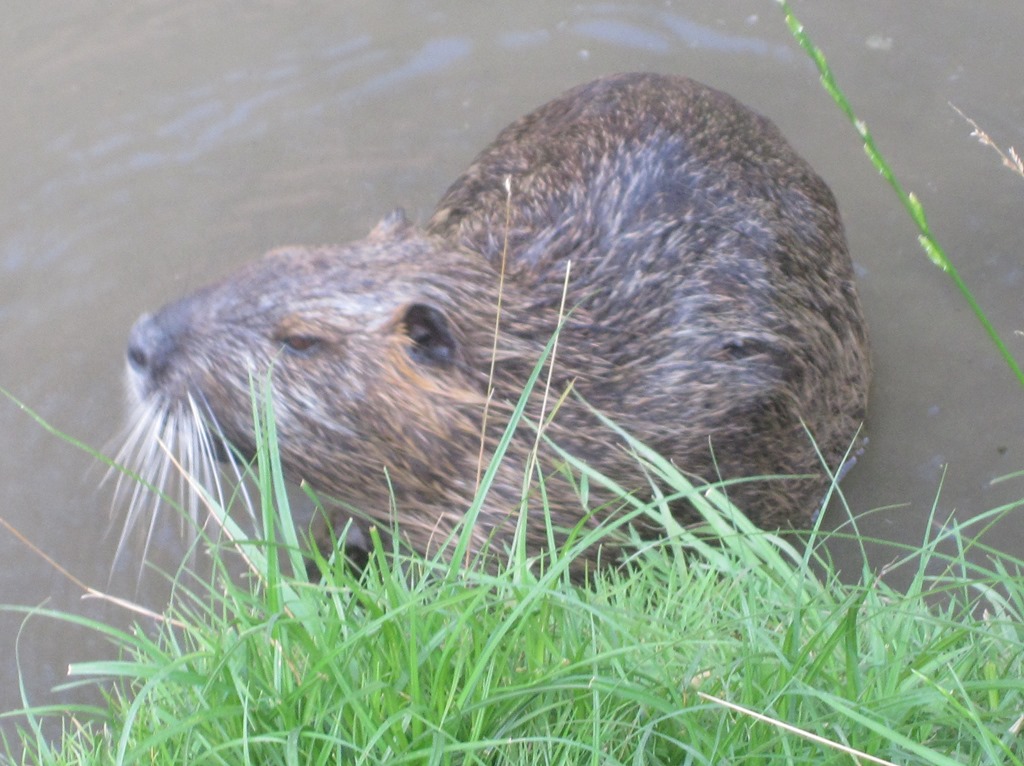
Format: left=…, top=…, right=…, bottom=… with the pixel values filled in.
left=123, top=73, right=870, bottom=570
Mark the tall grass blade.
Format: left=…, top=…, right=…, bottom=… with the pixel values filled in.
left=775, top=0, right=1024, bottom=390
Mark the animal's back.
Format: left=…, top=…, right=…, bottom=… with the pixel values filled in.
left=431, top=73, right=870, bottom=529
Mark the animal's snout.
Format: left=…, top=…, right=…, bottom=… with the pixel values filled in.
left=126, top=295, right=198, bottom=394
left=127, top=312, right=176, bottom=382
left=127, top=313, right=155, bottom=372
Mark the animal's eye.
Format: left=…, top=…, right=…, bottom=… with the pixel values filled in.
left=274, top=316, right=327, bottom=356
left=280, top=335, right=322, bottom=355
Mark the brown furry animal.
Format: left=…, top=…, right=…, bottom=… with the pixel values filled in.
left=121, top=73, right=870, bottom=570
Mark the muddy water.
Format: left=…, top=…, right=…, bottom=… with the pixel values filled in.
left=1, top=0, right=1022, bottom=742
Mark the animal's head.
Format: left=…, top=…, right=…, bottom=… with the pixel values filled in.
left=118, top=213, right=508, bottom=545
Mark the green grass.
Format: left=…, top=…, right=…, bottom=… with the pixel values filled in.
left=4, top=394, right=1024, bottom=765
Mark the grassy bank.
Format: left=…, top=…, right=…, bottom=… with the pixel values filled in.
left=4, top=404, right=1024, bottom=765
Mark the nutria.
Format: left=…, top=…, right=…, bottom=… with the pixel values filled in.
left=120, top=73, right=870, bottom=571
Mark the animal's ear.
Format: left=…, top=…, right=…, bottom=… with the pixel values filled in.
left=368, top=208, right=411, bottom=240
left=401, top=303, right=458, bottom=367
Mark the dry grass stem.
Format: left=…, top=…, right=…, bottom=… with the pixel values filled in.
left=951, top=103, right=1024, bottom=180
left=476, top=175, right=514, bottom=492
left=698, top=692, right=901, bottom=766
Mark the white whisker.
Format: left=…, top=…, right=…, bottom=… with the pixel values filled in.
left=109, top=384, right=253, bottom=581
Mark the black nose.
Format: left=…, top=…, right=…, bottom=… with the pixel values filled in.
left=127, top=312, right=171, bottom=382
left=127, top=314, right=153, bottom=371
left=127, top=295, right=195, bottom=386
